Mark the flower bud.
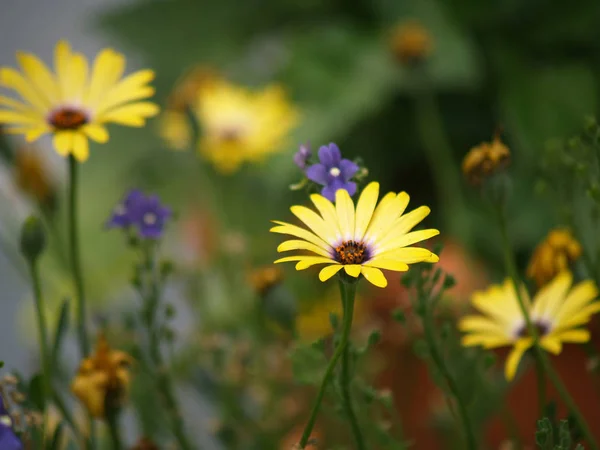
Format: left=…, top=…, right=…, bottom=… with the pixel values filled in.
left=19, top=216, right=46, bottom=263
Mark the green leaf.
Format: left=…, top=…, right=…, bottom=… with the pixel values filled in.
left=50, top=299, right=70, bottom=371
left=535, top=418, right=554, bottom=450
left=28, top=373, right=46, bottom=411
left=47, top=423, right=63, bottom=450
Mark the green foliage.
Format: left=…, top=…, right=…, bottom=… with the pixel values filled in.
left=536, top=418, right=585, bottom=450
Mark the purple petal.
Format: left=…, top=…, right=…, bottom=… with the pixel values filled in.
left=320, top=179, right=345, bottom=202
left=342, top=181, right=357, bottom=197
left=0, top=423, right=22, bottom=450
left=124, top=189, right=145, bottom=208
left=306, top=163, right=329, bottom=185
left=294, top=144, right=312, bottom=169
left=317, top=143, right=341, bottom=167
left=339, top=159, right=359, bottom=181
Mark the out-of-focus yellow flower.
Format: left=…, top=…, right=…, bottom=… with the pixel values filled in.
left=194, top=77, right=299, bottom=173
left=0, top=40, right=159, bottom=161
left=527, top=228, right=582, bottom=288
left=390, top=20, right=433, bottom=65
left=14, top=147, right=55, bottom=206
left=248, top=265, right=284, bottom=296
left=71, top=333, right=133, bottom=418
left=296, top=288, right=366, bottom=341
left=459, top=272, right=600, bottom=380
left=462, top=134, right=510, bottom=186
left=159, top=67, right=217, bottom=150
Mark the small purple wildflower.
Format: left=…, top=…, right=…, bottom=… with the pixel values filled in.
left=305, top=143, right=359, bottom=201
left=106, top=189, right=172, bottom=239
left=0, top=397, right=21, bottom=450
left=293, top=143, right=312, bottom=170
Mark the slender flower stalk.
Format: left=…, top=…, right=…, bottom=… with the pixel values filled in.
left=417, top=275, right=477, bottom=450
left=27, top=259, right=50, bottom=446
left=496, top=206, right=599, bottom=449
left=106, top=409, right=124, bottom=450
left=141, top=243, right=193, bottom=450
left=338, top=279, right=366, bottom=450
left=299, top=277, right=358, bottom=448
left=66, top=155, right=97, bottom=449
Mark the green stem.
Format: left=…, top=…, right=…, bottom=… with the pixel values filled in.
left=142, top=244, right=194, bottom=450
left=106, top=409, right=124, bottom=450
left=52, top=389, right=87, bottom=448
left=67, top=155, right=89, bottom=356
left=497, top=206, right=598, bottom=449
left=338, top=280, right=366, bottom=450
left=413, top=70, right=469, bottom=243
left=28, top=259, right=50, bottom=446
left=420, top=284, right=477, bottom=450
left=299, top=277, right=357, bottom=449
left=67, top=156, right=96, bottom=450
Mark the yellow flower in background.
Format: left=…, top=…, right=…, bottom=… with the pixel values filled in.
left=248, top=265, right=284, bottom=296
left=14, top=146, right=55, bottom=205
left=271, top=182, right=439, bottom=288
left=158, top=66, right=217, bottom=150
left=0, top=40, right=159, bottom=161
left=459, top=272, right=600, bottom=381
left=194, top=77, right=299, bottom=173
left=390, top=20, right=433, bottom=65
left=71, top=333, right=133, bottom=418
left=462, top=134, right=510, bottom=186
left=527, top=228, right=582, bottom=289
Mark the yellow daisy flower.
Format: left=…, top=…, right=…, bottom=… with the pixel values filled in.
left=194, top=77, right=299, bottom=173
left=459, top=271, right=600, bottom=381
left=271, top=182, right=440, bottom=288
left=0, top=40, right=159, bottom=161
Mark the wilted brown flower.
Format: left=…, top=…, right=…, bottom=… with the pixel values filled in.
left=248, top=265, right=283, bottom=296
left=462, top=134, right=510, bottom=186
left=390, top=20, right=433, bottom=65
left=14, top=147, right=55, bottom=206
left=131, top=437, right=159, bottom=450
left=527, top=228, right=582, bottom=288
left=71, top=333, right=133, bottom=418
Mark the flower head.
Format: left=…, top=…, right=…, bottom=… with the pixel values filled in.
left=14, top=147, right=55, bottom=206
left=0, top=40, right=159, bottom=161
left=527, top=228, right=582, bottom=288
left=390, top=20, right=433, bottom=65
left=248, top=265, right=284, bottom=296
left=107, top=189, right=172, bottom=239
left=293, top=143, right=312, bottom=170
left=306, top=143, right=359, bottom=201
left=462, top=134, right=510, bottom=186
left=194, top=77, right=299, bottom=173
left=459, top=272, right=600, bottom=380
left=71, top=333, right=133, bottom=418
left=271, top=182, right=439, bottom=288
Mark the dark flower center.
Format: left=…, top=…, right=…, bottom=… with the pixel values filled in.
left=220, top=127, right=243, bottom=142
left=517, top=320, right=551, bottom=338
left=49, top=108, right=88, bottom=130
left=334, top=240, right=368, bottom=265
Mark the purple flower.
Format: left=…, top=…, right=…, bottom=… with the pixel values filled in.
left=106, top=189, right=172, bottom=239
left=305, top=143, right=359, bottom=201
left=293, top=143, right=312, bottom=169
left=0, top=422, right=22, bottom=450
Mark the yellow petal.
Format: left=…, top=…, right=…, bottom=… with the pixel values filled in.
left=270, top=221, right=331, bottom=251
left=389, top=206, right=432, bottom=238
left=375, top=247, right=438, bottom=264
left=54, top=40, right=73, bottom=100
left=68, top=53, right=89, bottom=101
left=554, top=329, right=590, bottom=343
left=319, top=264, right=344, bottom=282
left=0, top=110, right=41, bottom=125
left=17, top=52, right=59, bottom=105
left=343, top=264, right=361, bottom=277
left=540, top=336, right=562, bottom=354
left=310, top=194, right=341, bottom=238
left=0, top=68, right=49, bottom=113
left=0, top=95, right=34, bottom=112
left=531, top=271, right=573, bottom=319
left=53, top=131, right=73, bottom=156
left=25, top=125, right=49, bottom=142
left=277, top=239, right=331, bottom=258
left=554, top=302, right=600, bottom=331
left=71, top=133, right=89, bottom=161
left=458, top=316, right=509, bottom=336
left=363, top=259, right=409, bottom=272
left=505, top=339, right=532, bottom=381
left=86, top=49, right=126, bottom=108
left=376, top=229, right=440, bottom=254
left=98, top=102, right=159, bottom=126
left=96, top=70, right=155, bottom=114
left=461, top=334, right=513, bottom=348
left=360, top=266, right=387, bottom=288
left=354, top=182, right=379, bottom=241
left=363, top=192, right=402, bottom=244
left=554, top=279, right=598, bottom=323
left=82, top=124, right=109, bottom=143
left=290, top=205, right=336, bottom=244
left=295, top=257, right=337, bottom=270
left=336, top=188, right=355, bottom=241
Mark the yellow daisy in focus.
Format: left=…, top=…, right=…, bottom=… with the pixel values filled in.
left=0, top=40, right=159, bottom=161
left=194, top=77, right=299, bottom=173
left=271, top=182, right=440, bottom=288
left=459, top=272, right=600, bottom=381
